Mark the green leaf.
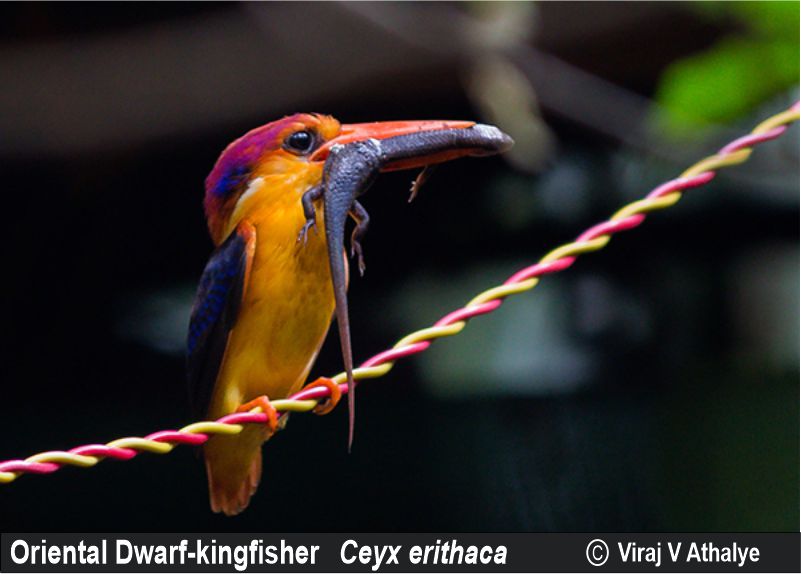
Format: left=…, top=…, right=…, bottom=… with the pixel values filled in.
left=653, top=37, right=799, bottom=137
left=728, top=1, right=800, bottom=38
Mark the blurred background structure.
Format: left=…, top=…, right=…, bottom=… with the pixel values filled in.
left=0, top=2, right=798, bottom=531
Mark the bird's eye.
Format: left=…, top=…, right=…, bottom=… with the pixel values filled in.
left=284, top=130, right=316, bottom=154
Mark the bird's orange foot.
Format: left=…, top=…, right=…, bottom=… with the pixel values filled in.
left=236, top=395, right=279, bottom=434
left=301, top=377, right=342, bottom=416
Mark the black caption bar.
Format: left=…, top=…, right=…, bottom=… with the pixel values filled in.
left=2, top=533, right=799, bottom=573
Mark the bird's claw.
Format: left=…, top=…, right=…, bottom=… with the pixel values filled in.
left=236, top=395, right=279, bottom=435
left=301, top=377, right=342, bottom=416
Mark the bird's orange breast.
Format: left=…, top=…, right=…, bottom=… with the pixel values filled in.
left=206, top=171, right=335, bottom=419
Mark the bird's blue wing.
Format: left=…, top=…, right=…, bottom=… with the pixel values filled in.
left=187, top=222, right=255, bottom=420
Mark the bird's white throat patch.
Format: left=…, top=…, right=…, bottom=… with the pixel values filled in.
left=225, top=176, right=265, bottom=239
left=234, top=176, right=265, bottom=213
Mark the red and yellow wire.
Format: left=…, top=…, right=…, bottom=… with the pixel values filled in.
left=0, top=102, right=798, bottom=485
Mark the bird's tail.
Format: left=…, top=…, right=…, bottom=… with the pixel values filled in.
left=203, top=425, right=265, bottom=516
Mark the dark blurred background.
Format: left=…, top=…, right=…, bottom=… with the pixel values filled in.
left=0, top=2, right=798, bottom=532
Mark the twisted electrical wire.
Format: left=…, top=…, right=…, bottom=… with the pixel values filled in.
left=1, top=102, right=798, bottom=485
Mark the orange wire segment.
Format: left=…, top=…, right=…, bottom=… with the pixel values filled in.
left=0, top=102, right=798, bottom=485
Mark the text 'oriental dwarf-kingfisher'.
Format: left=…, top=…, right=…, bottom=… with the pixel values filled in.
left=188, top=113, right=512, bottom=515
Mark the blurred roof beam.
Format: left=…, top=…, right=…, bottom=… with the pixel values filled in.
left=0, top=3, right=461, bottom=157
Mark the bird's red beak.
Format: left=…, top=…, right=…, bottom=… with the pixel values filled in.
left=312, top=120, right=477, bottom=170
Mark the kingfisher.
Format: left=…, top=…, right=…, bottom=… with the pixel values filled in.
left=188, top=113, right=512, bottom=515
